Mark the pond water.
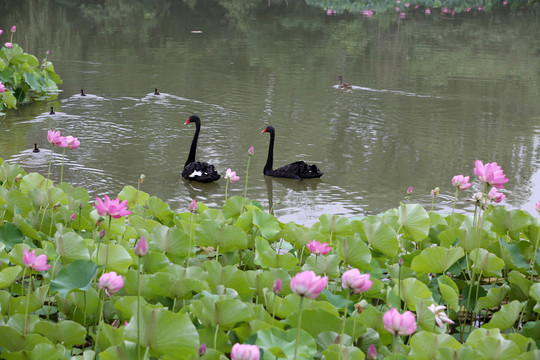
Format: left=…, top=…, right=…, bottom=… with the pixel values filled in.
left=1, top=0, right=539, bottom=226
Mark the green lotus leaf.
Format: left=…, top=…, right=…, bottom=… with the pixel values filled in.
left=146, top=196, right=174, bottom=226
left=508, top=270, right=533, bottom=299
left=13, top=215, right=39, bottom=241
left=0, top=265, right=22, bottom=289
left=148, top=270, right=207, bottom=301
left=438, top=283, right=459, bottom=311
left=50, top=260, right=97, bottom=297
left=1, top=342, right=64, bottom=360
left=488, top=207, right=532, bottom=241
left=336, top=235, right=372, bottom=270
left=118, top=185, right=149, bottom=208
left=4, top=190, right=33, bottom=217
left=150, top=225, right=190, bottom=263
left=460, top=227, right=493, bottom=254
left=322, top=344, right=365, bottom=360
left=254, top=238, right=298, bottom=270
left=54, top=231, right=90, bottom=263
left=437, top=228, right=465, bottom=248
left=469, top=331, right=520, bottom=360
left=362, top=220, right=399, bottom=257
left=92, top=244, right=132, bottom=274
left=99, top=340, right=138, bottom=360
left=252, top=327, right=317, bottom=360
left=0, top=223, right=24, bottom=250
left=411, top=246, right=464, bottom=275
left=396, top=278, right=433, bottom=311
left=252, top=209, right=281, bottom=240
left=316, top=214, right=353, bottom=240
left=33, top=319, right=86, bottom=347
left=475, top=284, right=510, bottom=312
left=285, top=308, right=342, bottom=337
left=222, top=196, right=244, bottom=219
left=195, top=219, right=248, bottom=253
left=0, top=162, right=26, bottom=187
left=302, top=254, right=341, bottom=278
left=470, top=248, right=505, bottom=277
left=409, top=331, right=461, bottom=359
left=530, top=283, right=540, bottom=313
left=189, top=296, right=253, bottom=329
left=398, top=203, right=430, bottom=242
left=11, top=285, right=49, bottom=315
left=482, top=300, right=523, bottom=330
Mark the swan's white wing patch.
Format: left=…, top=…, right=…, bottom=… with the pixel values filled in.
left=189, top=170, right=203, bottom=178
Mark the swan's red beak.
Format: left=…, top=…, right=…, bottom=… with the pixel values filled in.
left=185, top=119, right=191, bottom=125
left=261, top=127, right=267, bottom=134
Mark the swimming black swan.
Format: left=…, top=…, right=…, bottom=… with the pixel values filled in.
left=33, top=144, right=40, bottom=153
left=80, top=89, right=86, bottom=96
left=154, top=88, right=160, bottom=95
left=181, top=115, right=221, bottom=183
left=261, top=126, right=323, bottom=179
left=49, top=107, right=55, bottom=115
left=337, top=75, right=352, bottom=89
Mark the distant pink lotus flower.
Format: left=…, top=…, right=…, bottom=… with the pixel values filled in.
left=474, top=160, right=509, bottom=189
left=23, top=249, right=51, bottom=272
left=70, top=213, right=76, bottom=221
left=94, top=195, right=132, bottom=218
left=405, top=2, right=410, bottom=7
left=452, top=175, right=471, bottom=190
left=503, top=0, right=508, bottom=4
left=395, top=6, right=400, bottom=11
left=306, top=240, right=331, bottom=255
left=488, top=187, right=506, bottom=203
left=225, top=168, right=240, bottom=183
left=478, top=7, right=483, bottom=10
left=188, top=198, right=197, bottom=212
left=465, top=7, right=471, bottom=11
left=134, top=236, right=148, bottom=257
left=425, top=8, right=431, bottom=14
left=400, top=12, right=406, bottom=18
left=99, top=271, right=124, bottom=297
left=230, top=343, right=260, bottom=360
left=273, top=278, right=282, bottom=294
left=248, top=146, right=254, bottom=156
left=383, top=308, right=417, bottom=336
left=5, top=42, right=12, bottom=49
left=0, top=81, right=5, bottom=93
left=0, top=30, right=3, bottom=36
left=47, top=130, right=64, bottom=146
left=290, top=270, right=328, bottom=299
left=363, top=9, right=374, bottom=17
left=341, top=269, right=373, bottom=294
left=11, top=26, right=16, bottom=33
left=407, top=186, right=413, bottom=195
left=46, top=49, right=50, bottom=55
left=366, top=344, right=377, bottom=359
left=63, top=135, right=80, bottom=150
left=536, top=201, right=540, bottom=214
left=326, top=9, right=337, bottom=15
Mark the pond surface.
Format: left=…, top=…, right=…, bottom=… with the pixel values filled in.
left=1, top=0, right=539, bottom=225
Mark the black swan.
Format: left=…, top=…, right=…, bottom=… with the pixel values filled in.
left=181, top=115, right=221, bottom=183
left=80, top=89, right=86, bottom=96
left=154, top=88, right=160, bottom=95
left=261, top=126, right=323, bottom=179
left=337, top=75, right=352, bottom=89
left=33, top=144, right=40, bottom=153
left=49, top=107, right=55, bottom=115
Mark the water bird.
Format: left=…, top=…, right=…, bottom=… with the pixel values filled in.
left=337, top=75, right=352, bottom=89
left=181, top=115, right=221, bottom=183
left=80, top=89, right=86, bottom=96
left=154, top=88, right=160, bottom=95
left=49, top=107, right=55, bottom=115
left=33, top=144, right=40, bottom=153
left=261, top=126, right=323, bottom=179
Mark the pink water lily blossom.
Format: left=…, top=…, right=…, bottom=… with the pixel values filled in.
left=4, top=42, right=12, bottom=49
left=23, top=249, right=51, bottom=272
left=225, top=168, right=240, bottom=183
left=306, top=240, right=331, bottom=255
left=474, top=160, right=509, bottom=189
left=11, top=26, right=16, bottom=33
left=230, top=343, right=260, bottom=360
left=134, top=236, right=148, bottom=257
left=94, top=195, right=132, bottom=218
left=383, top=308, right=417, bottom=336
left=452, top=175, right=471, bottom=190
left=98, top=271, right=124, bottom=297
left=341, top=268, right=373, bottom=294
left=290, top=270, right=328, bottom=299
left=488, top=187, right=506, bottom=203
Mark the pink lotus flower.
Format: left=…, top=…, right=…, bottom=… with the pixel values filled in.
left=452, top=175, right=471, bottom=190
left=383, top=308, right=417, bottom=336
left=225, top=168, right=240, bottom=183
left=425, top=8, right=431, bottom=14
left=98, top=271, right=124, bottom=297
left=47, top=130, right=64, bottom=146
left=23, top=249, right=51, bottom=272
left=488, top=187, right=506, bottom=203
left=363, top=9, right=373, bottom=17
left=4, top=42, right=12, bottom=49
left=63, top=135, right=80, bottom=150
left=70, top=213, right=76, bottom=221
left=407, top=186, right=413, bottom=195
left=400, top=12, right=406, bottom=18
left=290, top=270, right=328, bottom=299
left=94, top=195, right=132, bottom=218
left=230, top=343, right=260, bottom=360
left=366, top=344, right=377, bottom=359
left=0, top=30, right=2, bottom=36
left=248, top=146, right=254, bottom=156
left=134, top=236, right=148, bottom=257
left=0, top=81, right=5, bottom=93
left=306, top=240, right=331, bottom=255
left=273, top=278, right=282, bottom=294
left=341, top=269, right=373, bottom=294
left=503, top=0, right=508, bottom=4
left=474, top=160, right=509, bottom=189
left=198, top=343, right=207, bottom=356
left=188, top=198, right=197, bottom=212
left=11, top=26, right=16, bottom=33
left=536, top=201, right=540, bottom=214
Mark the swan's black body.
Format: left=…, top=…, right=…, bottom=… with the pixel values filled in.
left=181, top=115, right=220, bottom=183
left=33, top=144, right=40, bottom=153
left=49, top=107, right=55, bottom=115
left=262, top=126, right=323, bottom=179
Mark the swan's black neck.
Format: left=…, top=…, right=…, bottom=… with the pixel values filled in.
left=264, top=126, right=275, bottom=174
left=185, top=117, right=201, bottom=167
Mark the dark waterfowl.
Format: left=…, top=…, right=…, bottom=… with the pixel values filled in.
left=181, top=115, right=220, bottom=183
left=33, top=144, right=40, bottom=153
left=337, top=75, right=352, bottom=89
left=80, top=89, right=86, bottom=96
left=49, top=107, right=55, bottom=115
left=154, top=88, right=160, bottom=95
left=261, top=126, right=323, bottom=179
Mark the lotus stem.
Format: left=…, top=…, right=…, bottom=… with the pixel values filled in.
left=137, top=256, right=142, bottom=360
left=338, top=291, right=351, bottom=360
left=242, top=156, right=251, bottom=212
left=294, top=296, right=305, bottom=360
left=213, top=324, right=220, bottom=349
left=60, top=147, right=66, bottom=184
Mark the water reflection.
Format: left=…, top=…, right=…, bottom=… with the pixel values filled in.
left=1, top=0, right=539, bottom=226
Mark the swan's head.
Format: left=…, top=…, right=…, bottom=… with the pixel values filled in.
left=185, top=115, right=201, bottom=125
left=261, top=126, right=275, bottom=134
left=338, top=75, right=343, bottom=83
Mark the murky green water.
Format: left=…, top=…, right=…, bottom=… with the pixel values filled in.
left=1, top=1, right=539, bottom=225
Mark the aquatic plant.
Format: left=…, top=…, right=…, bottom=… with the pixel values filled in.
left=0, top=156, right=539, bottom=359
